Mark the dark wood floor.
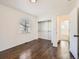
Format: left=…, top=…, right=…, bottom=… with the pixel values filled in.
left=0, top=39, right=74, bottom=59
left=0, top=39, right=57, bottom=59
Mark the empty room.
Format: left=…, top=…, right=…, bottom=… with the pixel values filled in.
left=0, top=0, right=79, bottom=59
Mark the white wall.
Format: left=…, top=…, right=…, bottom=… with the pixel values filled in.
left=77, top=0, right=79, bottom=7
left=0, top=4, right=38, bottom=51
left=69, top=8, right=78, bottom=59
left=51, top=17, right=57, bottom=47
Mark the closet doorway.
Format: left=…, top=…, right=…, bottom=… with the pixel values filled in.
left=38, top=20, right=51, bottom=40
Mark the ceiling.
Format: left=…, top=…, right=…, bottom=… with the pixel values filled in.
left=0, top=0, right=77, bottom=18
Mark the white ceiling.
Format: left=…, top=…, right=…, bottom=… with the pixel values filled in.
left=0, top=0, right=77, bottom=18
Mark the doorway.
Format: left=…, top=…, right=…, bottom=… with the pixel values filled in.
left=38, top=20, right=51, bottom=40
left=57, top=16, right=70, bottom=59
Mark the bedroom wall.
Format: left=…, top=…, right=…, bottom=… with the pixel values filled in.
left=0, top=4, right=38, bottom=51
left=51, top=16, right=57, bottom=47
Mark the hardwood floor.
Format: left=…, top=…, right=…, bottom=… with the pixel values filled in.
left=57, top=40, right=70, bottom=59
left=0, top=39, right=74, bottom=59
left=57, top=40, right=75, bottom=59
left=0, top=39, right=57, bottom=59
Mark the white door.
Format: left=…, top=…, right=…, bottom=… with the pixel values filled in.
left=70, top=8, right=78, bottom=59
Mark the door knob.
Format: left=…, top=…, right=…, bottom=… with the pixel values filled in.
left=74, top=35, right=79, bottom=37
